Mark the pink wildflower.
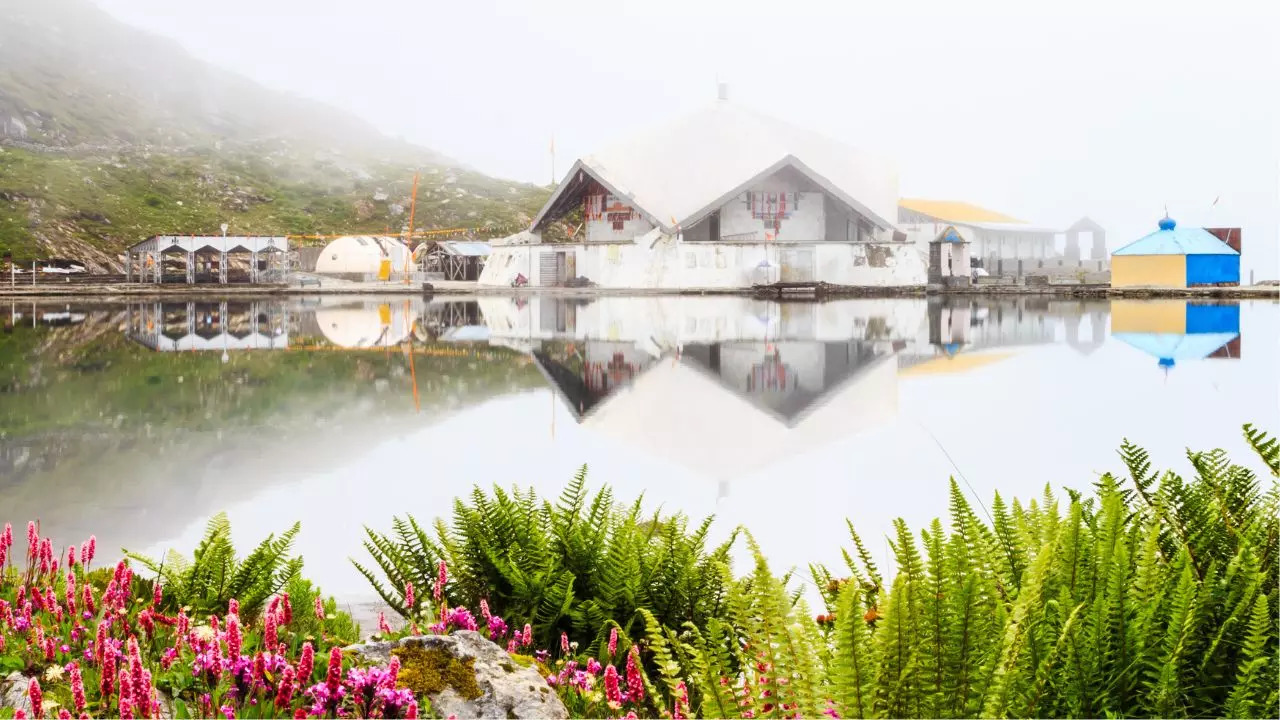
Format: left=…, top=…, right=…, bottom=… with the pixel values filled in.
left=57, top=711, right=71, bottom=720
left=479, top=598, right=491, bottom=619
left=486, top=614, right=508, bottom=639
left=433, top=561, right=447, bottom=602
left=101, top=648, right=116, bottom=698
left=66, top=546, right=77, bottom=570
left=93, top=621, right=108, bottom=665
left=281, top=593, right=293, bottom=625
left=314, top=596, right=325, bottom=620
left=325, top=645, right=343, bottom=695
left=608, top=626, right=619, bottom=657
left=28, top=678, right=43, bottom=719
left=225, top=614, right=242, bottom=661
left=81, top=583, right=95, bottom=615
left=275, top=665, right=297, bottom=709
left=228, top=598, right=239, bottom=617
left=14, top=711, right=26, bottom=720
left=387, top=655, right=401, bottom=687
left=404, top=582, right=415, bottom=610
left=298, top=642, right=315, bottom=683
left=220, top=706, right=236, bottom=719
left=128, top=637, right=146, bottom=713
left=176, top=609, right=190, bottom=637
left=674, top=681, right=689, bottom=719
left=522, top=624, right=532, bottom=647
left=561, top=632, right=570, bottom=655
left=85, top=536, right=95, bottom=567
left=586, top=657, right=603, bottom=675
left=253, top=651, right=267, bottom=688
left=263, top=610, right=278, bottom=651
left=405, top=700, right=419, bottom=719
left=507, top=638, right=517, bottom=653
left=378, top=612, right=392, bottom=635
left=152, top=583, right=162, bottom=607
left=626, top=648, right=645, bottom=701
left=604, top=664, right=623, bottom=704
left=68, top=661, right=87, bottom=707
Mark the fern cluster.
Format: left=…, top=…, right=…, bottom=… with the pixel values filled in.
left=354, top=467, right=736, bottom=652
left=126, top=511, right=304, bottom=620
left=634, top=424, right=1279, bottom=719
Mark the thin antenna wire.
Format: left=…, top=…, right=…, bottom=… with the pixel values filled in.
left=914, top=418, right=994, bottom=525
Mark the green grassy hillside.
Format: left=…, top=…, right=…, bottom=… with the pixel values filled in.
left=0, top=0, right=551, bottom=269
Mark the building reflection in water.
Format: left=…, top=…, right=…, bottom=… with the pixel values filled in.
left=113, top=295, right=1243, bottom=498
left=126, top=301, right=289, bottom=353
left=1111, top=300, right=1241, bottom=372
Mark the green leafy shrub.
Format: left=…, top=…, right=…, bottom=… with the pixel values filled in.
left=630, top=424, right=1279, bottom=719
left=281, top=575, right=362, bottom=646
left=125, top=511, right=303, bottom=619
left=355, top=466, right=737, bottom=652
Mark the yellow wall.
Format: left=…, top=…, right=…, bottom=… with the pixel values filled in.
left=1111, top=299, right=1186, bottom=334
left=1111, top=255, right=1186, bottom=288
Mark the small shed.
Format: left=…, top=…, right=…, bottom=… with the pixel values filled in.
left=927, top=225, right=971, bottom=286
left=1111, top=300, right=1241, bottom=369
left=314, top=236, right=411, bottom=279
left=1111, top=217, right=1240, bottom=288
left=420, top=240, right=491, bottom=281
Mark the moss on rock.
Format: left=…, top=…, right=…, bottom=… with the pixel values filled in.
left=392, top=644, right=482, bottom=701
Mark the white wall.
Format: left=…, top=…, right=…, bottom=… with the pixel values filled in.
left=478, top=238, right=927, bottom=289
left=585, top=193, right=655, bottom=243
left=719, top=190, right=826, bottom=242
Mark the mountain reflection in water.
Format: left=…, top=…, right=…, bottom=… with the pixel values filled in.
left=1, top=295, right=1274, bottom=598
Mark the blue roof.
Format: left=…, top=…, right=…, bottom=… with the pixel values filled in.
left=1112, top=217, right=1238, bottom=257
left=1114, top=332, right=1238, bottom=366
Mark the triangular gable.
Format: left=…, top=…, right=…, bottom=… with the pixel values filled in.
left=531, top=160, right=665, bottom=233
left=679, top=154, right=897, bottom=232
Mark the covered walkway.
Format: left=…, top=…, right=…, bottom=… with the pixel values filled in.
left=125, top=235, right=289, bottom=284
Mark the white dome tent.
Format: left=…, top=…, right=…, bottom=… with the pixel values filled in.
left=315, top=302, right=419, bottom=348
left=314, top=236, right=411, bottom=278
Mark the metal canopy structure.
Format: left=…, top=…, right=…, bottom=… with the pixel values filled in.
left=125, top=300, right=289, bottom=352
left=125, top=235, right=289, bottom=284
left=421, top=240, right=491, bottom=281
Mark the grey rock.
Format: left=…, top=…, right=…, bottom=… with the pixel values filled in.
left=346, top=631, right=567, bottom=720
left=1, top=672, right=33, bottom=715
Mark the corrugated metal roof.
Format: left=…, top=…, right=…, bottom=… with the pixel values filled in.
left=1112, top=220, right=1238, bottom=256
left=437, top=241, right=492, bottom=256
left=536, top=100, right=898, bottom=233
left=899, top=199, right=1026, bottom=224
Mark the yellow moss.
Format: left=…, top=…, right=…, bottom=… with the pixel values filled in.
left=392, top=644, right=482, bottom=701
left=508, top=653, right=534, bottom=668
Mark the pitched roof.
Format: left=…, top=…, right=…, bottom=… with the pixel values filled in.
left=899, top=199, right=1026, bottom=224
left=1112, top=218, right=1239, bottom=256
left=1114, top=332, right=1239, bottom=365
left=534, top=100, right=898, bottom=233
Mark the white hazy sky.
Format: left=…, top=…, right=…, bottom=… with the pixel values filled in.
left=96, top=0, right=1279, bottom=277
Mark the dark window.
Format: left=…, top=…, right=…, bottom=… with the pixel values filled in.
left=709, top=211, right=720, bottom=242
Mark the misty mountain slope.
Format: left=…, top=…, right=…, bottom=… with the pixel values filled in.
left=0, top=0, right=548, bottom=268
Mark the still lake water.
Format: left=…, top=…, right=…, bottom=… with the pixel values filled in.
left=2, top=294, right=1277, bottom=603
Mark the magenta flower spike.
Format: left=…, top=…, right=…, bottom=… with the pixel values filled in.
left=298, top=642, right=316, bottom=683
left=603, top=664, right=622, bottom=705
left=27, top=677, right=43, bottom=719
left=433, top=561, right=447, bottom=602
left=608, top=627, right=619, bottom=657
left=263, top=611, right=279, bottom=651
left=225, top=614, right=242, bottom=661
left=314, top=596, right=325, bottom=621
